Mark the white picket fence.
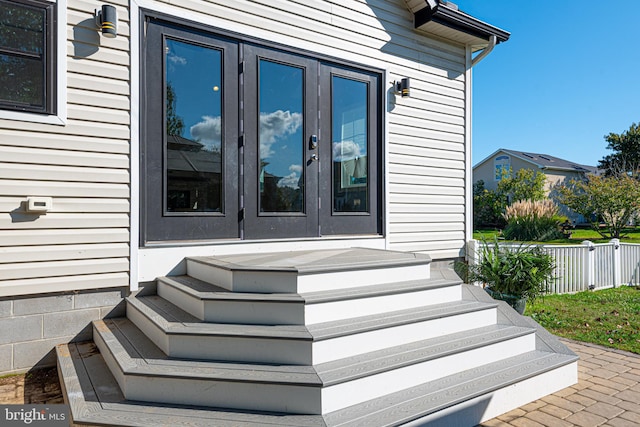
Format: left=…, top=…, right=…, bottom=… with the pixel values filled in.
left=467, top=239, right=640, bottom=295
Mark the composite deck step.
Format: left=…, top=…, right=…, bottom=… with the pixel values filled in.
left=186, top=247, right=431, bottom=293
left=91, top=315, right=539, bottom=415
left=59, top=330, right=577, bottom=426
left=157, top=273, right=462, bottom=325
left=324, top=350, right=579, bottom=427
left=57, top=341, right=326, bottom=427
left=126, top=293, right=498, bottom=364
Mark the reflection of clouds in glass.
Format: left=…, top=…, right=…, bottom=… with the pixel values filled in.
left=260, top=110, right=302, bottom=159
left=333, top=140, right=362, bottom=162
left=190, top=116, right=222, bottom=151
left=277, top=164, right=303, bottom=189
left=168, top=53, right=187, bottom=66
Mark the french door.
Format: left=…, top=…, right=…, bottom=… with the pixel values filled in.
left=140, top=16, right=382, bottom=245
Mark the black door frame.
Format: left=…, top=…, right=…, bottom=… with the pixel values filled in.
left=241, top=44, right=320, bottom=240
left=141, top=18, right=240, bottom=244
left=140, top=12, right=384, bottom=246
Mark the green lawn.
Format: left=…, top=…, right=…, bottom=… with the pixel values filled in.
left=473, top=227, right=640, bottom=244
left=526, top=286, right=640, bottom=354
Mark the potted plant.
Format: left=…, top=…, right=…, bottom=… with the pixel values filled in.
left=462, top=239, right=556, bottom=314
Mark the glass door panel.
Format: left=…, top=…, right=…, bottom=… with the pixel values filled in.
left=332, top=76, right=369, bottom=213
left=242, top=46, right=318, bottom=239
left=165, top=39, right=223, bottom=214
left=319, top=65, right=381, bottom=236
left=258, top=59, right=304, bottom=213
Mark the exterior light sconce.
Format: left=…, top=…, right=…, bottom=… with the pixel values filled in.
left=394, top=77, right=410, bottom=98
left=95, top=5, right=117, bottom=38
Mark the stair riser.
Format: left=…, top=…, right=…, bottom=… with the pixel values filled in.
left=126, top=303, right=171, bottom=355
left=305, top=285, right=461, bottom=325
left=157, top=280, right=205, bottom=320
left=159, top=278, right=462, bottom=326
left=125, top=376, right=322, bottom=415
left=126, top=301, right=312, bottom=364
left=127, top=297, right=497, bottom=366
left=187, top=260, right=294, bottom=292
left=187, top=259, right=430, bottom=293
left=313, top=308, right=497, bottom=365
left=321, top=333, right=536, bottom=413
left=158, top=277, right=303, bottom=324
left=158, top=279, right=305, bottom=325
left=297, top=264, right=430, bottom=293
left=402, top=362, right=579, bottom=427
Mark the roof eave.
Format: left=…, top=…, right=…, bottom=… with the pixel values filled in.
left=413, top=2, right=510, bottom=48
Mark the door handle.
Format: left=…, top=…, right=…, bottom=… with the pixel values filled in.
left=310, top=154, right=319, bottom=162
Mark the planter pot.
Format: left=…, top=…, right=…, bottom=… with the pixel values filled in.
left=484, top=287, right=527, bottom=315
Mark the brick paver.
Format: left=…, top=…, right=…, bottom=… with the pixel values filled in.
left=565, top=410, right=608, bottom=427
left=480, top=339, right=640, bottom=426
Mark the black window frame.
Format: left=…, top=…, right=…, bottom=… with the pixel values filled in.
left=0, top=0, right=56, bottom=115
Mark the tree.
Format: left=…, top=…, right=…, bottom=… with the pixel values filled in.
left=497, top=168, right=547, bottom=203
left=598, top=122, right=640, bottom=178
left=473, top=180, right=507, bottom=228
left=555, top=175, right=640, bottom=239
left=166, top=83, right=185, bottom=136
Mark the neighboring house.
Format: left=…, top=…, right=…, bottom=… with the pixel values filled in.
left=0, top=1, right=577, bottom=425
left=474, top=148, right=600, bottom=222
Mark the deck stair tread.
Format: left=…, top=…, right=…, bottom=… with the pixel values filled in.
left=323, top=350, right=578, bottom=426
left=306, top=299, right=496, bottom=340
left=159, top=274, right=460, bottom=303
left=128, top=295, right=312, bottom=339
left=187, top=247, right=430, bottom=274
left=59, top=338, right=576, bottom=427
left=95, top=315, right=535, bottom=388
left=314, top=323, right=533, bottom=385
left=57, top=342, right=327, bottom=427
left=95, top=318, right=322, bottom=385
left=127, top=293, right=496, bottom=340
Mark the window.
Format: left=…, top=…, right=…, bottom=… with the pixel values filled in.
left=494, top=155, right=510, bottom=181
left=0, top=0, right=55, bottom=114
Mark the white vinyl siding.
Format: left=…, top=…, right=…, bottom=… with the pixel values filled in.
left=0, top=0, right=130, bottom=296
left=1, top=0, right=472, bottom=296
left=137, top=0, right=468, bottom=260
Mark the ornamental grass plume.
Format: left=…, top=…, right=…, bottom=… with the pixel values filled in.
left=503, top=199, right=557, bottom=221
left=503, top=199, right=564, bottom=241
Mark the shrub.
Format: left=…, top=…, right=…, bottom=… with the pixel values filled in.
left=502, top=200, right=563, bottom=241
left=465, top=239, right=555, bottom=303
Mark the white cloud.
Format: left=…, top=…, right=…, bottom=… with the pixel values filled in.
left=333, top=140, right=362, bottom=162
left=190, top=116, right=222, bottom=151
left=259, top=110, right=302, bottom=159
left=277, top=164, right=303, bottom=189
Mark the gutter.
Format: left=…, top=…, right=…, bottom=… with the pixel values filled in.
left=471, top=35, right=497, bottom=67
left=414, top=2, right=510, bottom=44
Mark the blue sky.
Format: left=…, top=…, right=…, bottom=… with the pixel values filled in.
left=453, top=1, right=640, bottom=168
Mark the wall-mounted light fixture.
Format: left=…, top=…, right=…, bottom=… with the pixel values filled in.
left=394, top=77, right=410, bottom=98
left=95, top=5, right=117, bottom=38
